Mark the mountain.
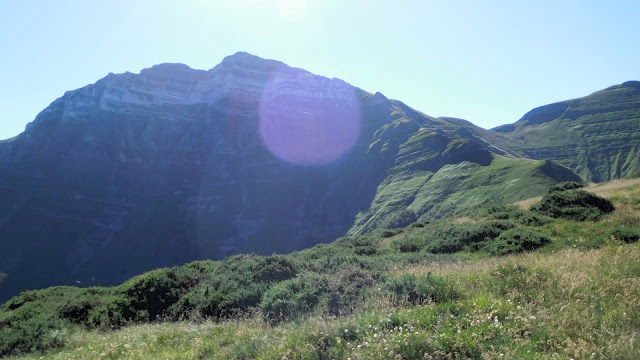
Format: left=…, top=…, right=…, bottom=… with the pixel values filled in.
left=494, top=81, right=640, bottom=181
left=0, top=52, right=607, bottom=301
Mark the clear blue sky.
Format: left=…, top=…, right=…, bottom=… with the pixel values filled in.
left=1, top=0, right=638, bottom=140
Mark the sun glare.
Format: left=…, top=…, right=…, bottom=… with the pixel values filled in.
left=277, top=0, right=308, bottom=21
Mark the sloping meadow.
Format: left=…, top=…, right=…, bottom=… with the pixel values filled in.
left=2, top=180, right=639, bottom=359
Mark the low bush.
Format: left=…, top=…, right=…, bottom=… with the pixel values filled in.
left=482, top=228, right=550, bottom=256
left=609, top=227, right=640, bottom=244
left=0, top=313, right=66, bottom=356
left=325, top=267, right=376, bottom=316
left=260, top=273, right=326, bottom=322
left=416, top=221, right=513, bottom=254
left=0, top=286, right=109, bottom=356
left=531, top=189, right=615, bottom=221
left=547, top=181, right=585, bottom=193
left=480, top=204, right=549, bottom=226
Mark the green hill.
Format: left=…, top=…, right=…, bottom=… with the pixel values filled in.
left=494, top=81, right=640, bottom=182
left=2, top=179, right=639, bottom=359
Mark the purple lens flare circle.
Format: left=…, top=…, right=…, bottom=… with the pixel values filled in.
left=259, top=67, right=361, bottom=165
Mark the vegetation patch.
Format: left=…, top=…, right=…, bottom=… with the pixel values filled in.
left=2, top=179, right=640, bottom=358
left=481, top=228, right=551, bottom=256
left=531, top=189, right=615, bottom=221
left=394, top=220, right=513, bottom=254
left=383, top=273, right=459, bottom=305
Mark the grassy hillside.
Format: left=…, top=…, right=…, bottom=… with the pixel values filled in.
left=494, top=81, right=640, bottom=182
left=349, top=151, right=581, bottom=235
left=2, top=179, right=640, bottom=359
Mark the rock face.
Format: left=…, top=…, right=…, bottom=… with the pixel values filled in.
left=494, top=81, right=640, bottom=181
left=0, top=52, right=593, bottom=300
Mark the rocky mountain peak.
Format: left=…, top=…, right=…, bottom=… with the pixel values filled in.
left=212, top=51, right=286, bottom=75
left=138, top=63, right=206, bottom=83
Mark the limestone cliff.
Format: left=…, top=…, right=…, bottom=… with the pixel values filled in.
left=0, top=53, right=583, bottom=300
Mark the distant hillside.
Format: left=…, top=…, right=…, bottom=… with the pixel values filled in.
left=494, top=81, right=640, bottom=181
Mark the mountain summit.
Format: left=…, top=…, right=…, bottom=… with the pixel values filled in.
left=1, top=53, right=635, bottom=300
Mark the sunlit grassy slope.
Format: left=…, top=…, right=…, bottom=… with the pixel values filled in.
left=495, top=81, right=640, bottom=182
left=4, top=178, right=640, bottom=359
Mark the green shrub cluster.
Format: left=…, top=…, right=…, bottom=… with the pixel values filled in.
left=259, top=273, right=326, bottom=322
left=395, top=220, right=513, bottom=254
left=480, top=228, right=551, bottom=256
left=531, top=189, right=615, bottom=221
left=480, top=204, right=549, bottom=226
left=547, top=181, right=585, bottom=193
left=600, top=226, right=640, bottom=244
left=0, top=286, right=111, bottom=356
left=260, top=266, right=376, bottom=322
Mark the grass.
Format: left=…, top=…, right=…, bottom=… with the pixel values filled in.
left=12, top=243, right=640, bottom=359
left=350, top=155, right=581, bottom=235
left=4, top=178, right=640, bottom=359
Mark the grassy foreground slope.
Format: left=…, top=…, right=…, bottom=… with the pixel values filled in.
left=3, top=179, right=640, bottom=359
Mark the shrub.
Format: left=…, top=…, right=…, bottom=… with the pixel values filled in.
left=482, top=228, right=550, bottom=256
left=396, top=234, right=421, bottom=253
left=481, top=204, right=522, bottom=220
left=116, top=267, right=197, bottom=321
left=260, top=273, right=326, bottom=322
left=325, top=267, right=376, bottom=316
left=381, top=229, right=402, bottom=238
left=547, top=181, right=585, bottom=193
left=480, top=204, right=549, bottom=226
left=609, top=227, right=640, bottom=244
left=417, top=221, right=514, bottom=254
left=250, top=255, right=297, bottom=283
left=531, top=189, right=615, bottom=221
left=0, top=314, right=66, bottom=356
left=0, top=286, right=99, bottom=356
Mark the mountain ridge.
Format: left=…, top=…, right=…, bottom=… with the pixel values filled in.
left=493, top=79, right=640, bottom=181
left=0, top=52, right=635, bottom=301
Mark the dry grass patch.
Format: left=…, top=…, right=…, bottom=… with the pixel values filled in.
left=586, top=177, right=640, bottom=198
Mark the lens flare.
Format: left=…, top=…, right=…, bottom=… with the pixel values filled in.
left=259, top=67, right=360, bottom=165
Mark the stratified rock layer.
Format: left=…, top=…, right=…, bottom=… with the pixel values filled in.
left=0, top=53, right=591, bottom=300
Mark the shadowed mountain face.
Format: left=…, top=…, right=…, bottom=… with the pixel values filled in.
left=494, top=81, right=640, bottom=182
left=0, top=52, right=616, bottom=301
